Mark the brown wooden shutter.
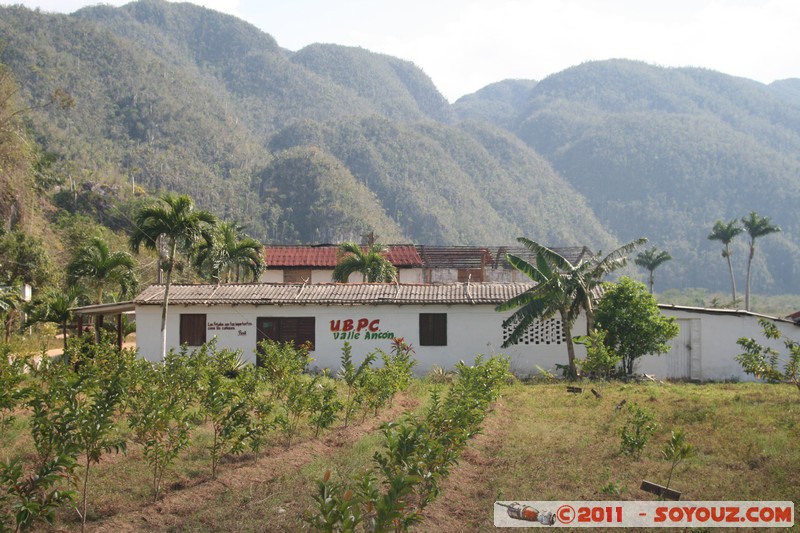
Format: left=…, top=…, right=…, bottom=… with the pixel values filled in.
left=419, top=313, right=447, bottom=346
left=180, top=314, right=207, bottom=346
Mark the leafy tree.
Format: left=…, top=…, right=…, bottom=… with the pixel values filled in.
left=496, top=237, right=645, bottom=376
left=0, top=230, right=53, bottom=288
left=67, top=237, right=137, bottom=304
left=634, top=246, right=672, bottom=294
left=707, top=219, right=743, bottom=306
left=741, top=211, right=780, bottom=311
left=595, top=277, right=679, bottom=375
left=332, top=242, right=397, bottom=283
left=0, top=454, right=78, bottom=532
left=130, top=193, right=217, bottom=359
left=736, top=318, right=799, bottom=393
left=337, top=342, right=376, bottom=427
left=127, top=357, right=193, bottom=501
left=575, top=330, right=622, bottom=379
left=193, top=220, right=264, bottom=283
left=73, top=360, right=127, bottom=533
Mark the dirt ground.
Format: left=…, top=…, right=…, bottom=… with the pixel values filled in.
left=417, top=399, right=509, bottom=532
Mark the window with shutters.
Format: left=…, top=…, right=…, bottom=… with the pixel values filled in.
left=419, top=313, right=447, bottom=346
left=180, top=314, right=207, bottom=346
left=256, top=317, right=316, bottom=350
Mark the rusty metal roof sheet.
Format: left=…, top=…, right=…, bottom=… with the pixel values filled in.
left=494, top=246, right=594, bottom=269
left=264, top=245, right=423, bottom=268
left=415, top=246, right=495, bottom=269
left=134, top=282, right=534, bottom=306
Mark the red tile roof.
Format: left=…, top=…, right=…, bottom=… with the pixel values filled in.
left=264, top=245, right=423, bottom=268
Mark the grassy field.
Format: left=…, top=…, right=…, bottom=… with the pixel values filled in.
left=2, top=379, right=798, bottom=532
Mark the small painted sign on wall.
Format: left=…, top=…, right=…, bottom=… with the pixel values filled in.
left=208, top=320, right=254, bottom=336
left=330, top=318, right=396, bottom=340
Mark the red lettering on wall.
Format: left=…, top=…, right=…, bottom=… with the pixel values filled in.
left=330, top=320, right=341, bottom=332
left=356, top=318, right=369, bottom=332
left=369, top=319, right=380, bottom=332
left=343, top=319, right=354, bottom=332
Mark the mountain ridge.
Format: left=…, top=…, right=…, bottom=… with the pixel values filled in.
left=0, top=1, right=797, bottom=295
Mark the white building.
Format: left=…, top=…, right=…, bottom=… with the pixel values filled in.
left=76, top=284, right=800, bottom=382
left=132, top=282, right=581, bottom=375
left=637, top=304, right=799, bottom=382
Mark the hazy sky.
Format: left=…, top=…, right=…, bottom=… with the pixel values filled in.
left=5, top=0, right=798, bottom=101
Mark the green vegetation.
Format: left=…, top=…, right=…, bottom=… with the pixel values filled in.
left=619, top=403, right=658, bottom=459
left=332, top=242, right=397, bottom=283
left=129, top=193, right=217, bottom=359
left=634, top=246, right=672, bottom=294
left=595, top=277, right=680, bottom=375
left=737, top=318, right=800, bottom=392
left=1, top=4, right=798, bottom=296
left=741, top=211, right=781, bottom=311
left=708, top=219, right=744, bottom=305
left=497, top=237, right=646, bottom=376
left=2, top=340, right=798, bottom=532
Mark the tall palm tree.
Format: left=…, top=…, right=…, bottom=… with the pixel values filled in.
left=741, top=211, right=781, bottom=311
left=130, top=194, right=217, bottom=359
left=194, top=221, right=265, bottom=284
left=67, top=237, right=137, bottom=304
left=332, top=242, right=397, bottom=283
left=707, top=219, right=743, bottom=306
left=496, top=237, right=646, bottom=376
left=634, top=246, right=672, bottom=294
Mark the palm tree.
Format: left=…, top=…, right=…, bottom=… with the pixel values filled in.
left=741, top=211, right=781, bottom=311
left=130, top=193, right=217, bottom=359
left=707, top=219, right=743, bottom=306
left=67, top=237, right=137, bottom=304
left=194, top=221, right=265, bottom=284
left=496, top=237, right=646, bottom=376
left=634, top=246, right=672, bottom=294
left=332, top=242, right=397, bottom=283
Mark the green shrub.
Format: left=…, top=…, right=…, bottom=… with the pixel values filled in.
left=619, top=403, right=657, bottom=459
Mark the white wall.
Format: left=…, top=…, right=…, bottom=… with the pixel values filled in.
left=637, top=308, right=798, bottom=381
left=134, top=302, right=586, bottom=375
left=259, top=268, right=424, bottom=284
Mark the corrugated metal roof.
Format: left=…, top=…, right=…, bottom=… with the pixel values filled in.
left=134, top=282, right=534, bottom=306
left=415, top=246, right=494, bottom=269
left=494, top=246, right=593, bottom=269
left=264, top=245, right=423, bottom=268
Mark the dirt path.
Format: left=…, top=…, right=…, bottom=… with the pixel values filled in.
left=43, top=340, right=137, bottom=358
left=416, top=397, right=510, bottom=532
left=87, top=393, right=420, bottom=532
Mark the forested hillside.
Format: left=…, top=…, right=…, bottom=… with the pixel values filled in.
left=456, top=60, right=800, bottom=293
left=0, top=0, right=798, bottom=295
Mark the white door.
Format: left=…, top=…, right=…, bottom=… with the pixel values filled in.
left=666, top=319, right=701, bottom=380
